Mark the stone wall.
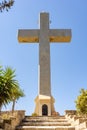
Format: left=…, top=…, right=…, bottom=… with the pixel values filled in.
left=0, top=110, right=25, bottom=130
left=65, top=110, right=87, bottom=130
left=65, top=110, right=77, bottom=115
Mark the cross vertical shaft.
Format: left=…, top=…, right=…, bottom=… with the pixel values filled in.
left=39, top=13, right=51, bottom=96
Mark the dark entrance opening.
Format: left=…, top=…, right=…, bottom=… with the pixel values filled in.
left=42, top=104, right=48, bottom=116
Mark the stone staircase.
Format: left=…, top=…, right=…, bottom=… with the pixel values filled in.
left=16, top=116, right=75, bottom=130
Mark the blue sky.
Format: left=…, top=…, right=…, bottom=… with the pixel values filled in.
left=0, top=0, right=87, bottom=115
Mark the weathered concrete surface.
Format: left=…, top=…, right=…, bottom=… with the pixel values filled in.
left=16, top=116, right=75, bottom=130
left=18, top=12, right=72, bottom=116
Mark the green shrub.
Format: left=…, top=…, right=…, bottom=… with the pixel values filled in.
left=32, top=113, right=38, bottom=116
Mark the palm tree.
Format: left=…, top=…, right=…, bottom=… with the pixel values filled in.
left=11, top=87, right=25, bottom=113
left=0, top=66, right=25, bottom=112
left=0, top=66, right=12, bottom=111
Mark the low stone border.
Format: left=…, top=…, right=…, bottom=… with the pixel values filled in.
left=0, top=110, right=25, bottom=130
left=65, top=110, right=87, bottom=130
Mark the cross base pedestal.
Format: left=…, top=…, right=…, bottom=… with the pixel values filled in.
left=34, top=95, right=56, bottom=116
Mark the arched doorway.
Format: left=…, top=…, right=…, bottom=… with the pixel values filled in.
left=42, top=104, right=48, bottom=116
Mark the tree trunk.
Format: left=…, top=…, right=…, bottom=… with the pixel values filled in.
left=12, top=99, right=15, bottom=113
left=0, top=105, right=2, bottom=115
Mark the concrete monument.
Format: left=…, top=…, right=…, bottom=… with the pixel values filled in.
left=18, top=12, right=72, bottom=116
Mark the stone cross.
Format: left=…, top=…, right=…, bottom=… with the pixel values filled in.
left=18, top=13, right=71, bottom=116
left=18, top=12, right=71, bottom=96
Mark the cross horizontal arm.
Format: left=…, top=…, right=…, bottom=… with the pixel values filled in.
left=49, top=29, right=72, bottom=43
left=18, top=29, right=39, bottom=43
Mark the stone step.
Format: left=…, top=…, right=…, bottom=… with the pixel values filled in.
left=23, top=118, right=68, bottom=122
left=21, top=116, right=70, bottom=126
left=16, top=126, right=75, bottom=130
left=20, top=121, right=71, bottom=126
left=16, top=116, right=75, bottom=130
left=24, top=116, right=67, bottom=122
left=25, top=116, right=65, bottom=120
